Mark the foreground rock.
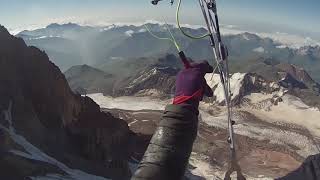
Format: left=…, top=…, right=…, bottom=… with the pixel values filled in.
left=0, top=25, right=133, bottom=179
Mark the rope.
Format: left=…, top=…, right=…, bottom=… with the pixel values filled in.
left=164, top=21, right=181, bottom=52
left=144, top=24, right=181, bottom=52
left=179, top=0, right=245, bottom=179
left=148, top=1, right=244, bottom=178
left=176, top=0, right=210, bottom=39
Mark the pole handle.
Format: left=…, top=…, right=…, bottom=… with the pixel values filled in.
left=179, top=51, right=191, bottom=69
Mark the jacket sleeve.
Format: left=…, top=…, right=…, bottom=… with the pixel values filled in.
left=277, top=154, right=320, bottom=180
left=131, top=104, right=199, bottom=180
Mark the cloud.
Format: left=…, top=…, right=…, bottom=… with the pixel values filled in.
left=8, top=24, right=46, bottom=35
left=257, top=32, right=320, bottom=49
left=220, top=25, right=320, bottom=49
left=110, top=57, right=123, bottom=60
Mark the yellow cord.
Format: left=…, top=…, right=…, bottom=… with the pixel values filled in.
left=176, top=0, right=210, bottom=39
left=144, top=23, right=181, bottom=52
left=163, top=21, right=181, bottom=52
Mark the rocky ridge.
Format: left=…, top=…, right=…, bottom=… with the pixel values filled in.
left=113, top=57, right=320, bottom=108
left=65, top=64, right=114, bottom=95
left=0, top=25, right=133, bottom=180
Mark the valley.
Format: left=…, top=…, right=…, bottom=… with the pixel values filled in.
left=89, top=93, right=320, bottom=179
left=1, top=19, right=320, bottom=179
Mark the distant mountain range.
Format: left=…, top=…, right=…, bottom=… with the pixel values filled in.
left=64, top=53, right=320, bottom=109
left=65, top=54, right=181, bottom=97
left=16, top=22, right=320, bottom=82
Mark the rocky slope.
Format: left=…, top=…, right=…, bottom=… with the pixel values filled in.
left=65, top=64, right=114, bottom=95
left=114, top=66, right=178, bottom=98
left=65, top=54, right=182, bottom=98
left=111, top=54, right=181, bottom=98
left=87, top=93, right=320, bottom=180
left=110, top=56, right=320, bottom=108
left=0, top=25, right=134, bottom=180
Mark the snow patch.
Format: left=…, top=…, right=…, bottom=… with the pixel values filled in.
left=138, top=29, right=147, bottom=33
left=144, top=20, right=203, bottom=29
left=136, top=89, right=163, bottom=97
left=99, top=25, right=117, bottom=32
left=245, top=93, right=274, bottom=104
left=127, top=68, right=158, bottom=88
left=242, top=34, right=251, bottom=40
left=180, top=23, right=204, bottom=30
left=205, top=73, right=247, bottom=104
left=28, top=35, right=61, bottom=40
left=125, top=30, right=134, bottom=37
left=276, top=45, right=288, bottom=49
left=9, top=24, right=46, bottom=35
left=253, top=47, right=265, bottom=53
left=128, top=120, right=139, bottom=126
left=110, top=56, right=123, bottom=60
left=87, top=93, right=168, bottom=111
left=248, top=94, right=320, bottom=136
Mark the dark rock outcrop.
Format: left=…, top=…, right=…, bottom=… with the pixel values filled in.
left=65, top=64, right=114, bottom=95
left=276, top=63, right=320, bottom=93
left=0, top=25, right=132, bottom=179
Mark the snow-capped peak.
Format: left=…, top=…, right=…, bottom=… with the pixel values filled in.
left=205, top=73, right=247, bottom=104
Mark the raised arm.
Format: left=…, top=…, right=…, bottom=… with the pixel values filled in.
left=131, top=61, right=213, bottom=180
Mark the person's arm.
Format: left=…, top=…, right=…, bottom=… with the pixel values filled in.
left=277, top=154, right=320, bottom=180
left=131, top=104, right=199, bottom=180
left=131, top=61, right=213, bottom=180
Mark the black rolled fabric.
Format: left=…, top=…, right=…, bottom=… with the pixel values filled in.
left=131, top=104, right=199, bottom=180
left=277, top=154, right=320, bottom=180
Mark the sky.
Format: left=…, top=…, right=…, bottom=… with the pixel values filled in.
left=0, top=0, right=319, bottom=38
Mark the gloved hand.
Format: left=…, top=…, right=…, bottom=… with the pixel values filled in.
left=173, top=61, right=214, bottom=108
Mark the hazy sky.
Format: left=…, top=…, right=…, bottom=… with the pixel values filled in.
left=0, top=0, right=319, bottom=37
